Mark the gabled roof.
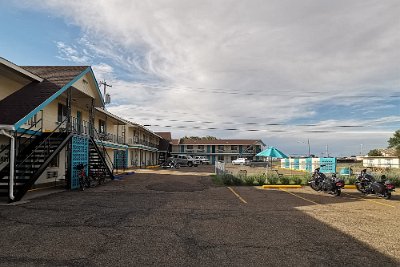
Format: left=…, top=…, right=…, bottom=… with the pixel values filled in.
left=0, top=80, right=58, bottom=125
left=0, top=57, right=43, bottom=82
left=0, top=65, right=92, bottom=128
left=155, top=132, right=172, bottom=141
left=22, top=66, right=88, bottom=87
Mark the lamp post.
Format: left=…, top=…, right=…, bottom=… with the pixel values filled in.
left=297, top=139, right=311, bottom=157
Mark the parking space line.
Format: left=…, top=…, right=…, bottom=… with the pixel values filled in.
left=227, top=187, right=248, bottom=204
left=279, top=188, right=319, bottom=205
left=343, top=192, right=395, bottom=208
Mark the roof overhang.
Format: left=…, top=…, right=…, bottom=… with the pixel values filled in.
left=0, top=57, right=43, bottom=82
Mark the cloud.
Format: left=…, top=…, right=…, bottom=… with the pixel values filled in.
left=18, top=0, right=400, bottom=155
left=55, top=41, right=91, bottom=64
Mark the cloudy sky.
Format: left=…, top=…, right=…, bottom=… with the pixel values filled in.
left=1, top=0, right=399, bottom=156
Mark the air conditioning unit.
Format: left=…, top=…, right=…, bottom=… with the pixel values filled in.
left=47, top=171, right=58, bottom=179
left=105, top=94, right=111, bottom=104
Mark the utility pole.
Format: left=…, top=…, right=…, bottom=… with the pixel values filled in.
left=326, top=144, right=329, bottom=157
left=307, top=138, right=311, bottom=157
left=99, top=80, right=112, bottom=104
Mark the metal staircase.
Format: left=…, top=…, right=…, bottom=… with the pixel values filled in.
left=0, top=126, right=73, bottom=201
left=88, top=136, right=114, bottom=181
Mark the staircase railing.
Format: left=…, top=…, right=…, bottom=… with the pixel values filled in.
left=16, top=111, right=44, bottom=155
left=16, top=117, right=68, bottom=176
left=91, top=126, right=115, bottom=176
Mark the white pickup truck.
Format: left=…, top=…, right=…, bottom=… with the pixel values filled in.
left=194, top=156, right=210, bottom=165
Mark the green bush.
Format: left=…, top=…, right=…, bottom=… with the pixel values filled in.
left=243, top=176, right=256, bottom=186
left=267, top=174, right=279, bottom=185
left=255, top=175, right=266, bottom=186
left=280, top=176, right=290, bottom=185
left=292, top=176, right=303, bottom=185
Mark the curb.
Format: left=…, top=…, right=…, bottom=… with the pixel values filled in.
left=344, top=185, right=356, bottom=189
left=262, top=185, right=303, bottom=189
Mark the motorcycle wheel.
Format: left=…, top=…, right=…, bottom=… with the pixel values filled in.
left=384, top=191, right=392, bottom=200
left=310, top=181, right=320, bottom=191
left=333, top=189, right=341, bottom=196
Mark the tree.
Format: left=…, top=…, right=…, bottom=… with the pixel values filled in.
left=388, top=130, right=400, bottom=156
left=368, top=149, right=382, bottom=157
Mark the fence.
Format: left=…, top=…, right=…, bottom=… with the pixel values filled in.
left=281, top=157, right=337, bottom=173
left=215, top=161, right=226, bottom=175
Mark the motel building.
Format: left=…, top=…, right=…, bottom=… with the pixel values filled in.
left=0, top=57, right=160, bottom=202
left=171, top=138, right=265, bottom=163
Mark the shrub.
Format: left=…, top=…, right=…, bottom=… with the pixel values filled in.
left=243, top=176, right=256, bottom=186
left=255, top=175, right=266, bottom=186
left=267, top=174, right=279, bottom=185
left=280, top=176, right=290, bottom=185
left=292, top=176, right=303, bottom=185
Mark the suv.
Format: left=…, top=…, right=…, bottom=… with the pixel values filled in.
left=171, top=155, right=199, bottom=167
left=194, top=156, right=210, bottom=165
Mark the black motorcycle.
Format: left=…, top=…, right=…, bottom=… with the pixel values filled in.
left=355, top=169, right=395, bottom=199
left=309, top=166, right=345, bottom=196
left=161, top=158, right=180, bottom=169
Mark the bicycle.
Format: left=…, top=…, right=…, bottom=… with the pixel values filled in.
left=90, top=165, right=106, bottom=186
left=76, top=163, right=91, bottom=190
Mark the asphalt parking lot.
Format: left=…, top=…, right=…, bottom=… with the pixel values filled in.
left=0, top=165, right=399, bottom=266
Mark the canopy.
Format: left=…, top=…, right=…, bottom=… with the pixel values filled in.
left=256, top=147, right=288, bottom=158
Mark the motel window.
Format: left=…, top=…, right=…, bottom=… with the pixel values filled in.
left=57, top=103, right=67, bottom=123
left=218, top=145, right=224, bottom=151
left=231, top=145, right=238, bottom=151
left=187, top=145, right=193, bottom=150
left=217, top=155, right=224, bottom=161
left=198, top=145, right=204, bottom=150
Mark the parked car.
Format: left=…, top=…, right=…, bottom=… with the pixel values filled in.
left=248, top=160, right=270, bottom=168
left=171, top=155, right=199, bottom=167
left=194, top=156, right=210, bottom=165
left=232, top=158, right=249, bottom=165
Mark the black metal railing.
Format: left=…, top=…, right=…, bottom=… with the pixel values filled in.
left=16, top=110, right=44, bottom=155
left=91, top=126, right=115, bottom=175
left=16, top=117, right=68, bottom=174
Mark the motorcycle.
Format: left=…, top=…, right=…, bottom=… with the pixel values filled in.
left=309, top=166, right=345, bottom=196
left=355, top=169, right=395, bottom=199
left=161, top=158, right=180, bottom=169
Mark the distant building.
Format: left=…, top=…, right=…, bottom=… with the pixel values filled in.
left=155, top=132, right=173, bottom=163
left=362, top=156, right=400, bottom=169
left=171, top=138, right=265, bottom=164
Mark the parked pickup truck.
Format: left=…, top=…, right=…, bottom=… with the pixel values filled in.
left=194, top=156, right=210, bottom=165
left=247, top=161, right=270, bottom=168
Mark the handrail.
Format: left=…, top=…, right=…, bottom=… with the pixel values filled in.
left=91, top=126, right=115, bottom=174
left=17, top=116, right=68, bottom=168
left=17, top=115, right=43, bottom=152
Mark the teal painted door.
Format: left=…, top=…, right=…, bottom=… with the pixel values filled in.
left=70, top=136, right=89, bottom=189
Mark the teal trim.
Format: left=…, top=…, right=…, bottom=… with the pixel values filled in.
left=180, top=145, right=184, bottom=153
left=95, top=141, right=128, bottom=149
left=207, top=145, right=211, bottom=153
left=16, top=128, right=42, bottom=136
left=293, top=158, right=300, bottom=170
left=88, top=68, right=105, bottom=107
left=306, top=158, right=312, bottom=172
left=15, top=67, right=104, bottom=129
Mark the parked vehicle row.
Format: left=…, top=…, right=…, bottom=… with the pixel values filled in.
left=309, top=166, right=395, bottom=199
